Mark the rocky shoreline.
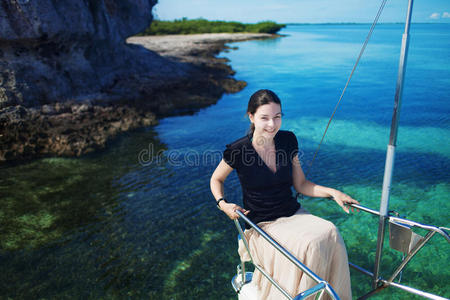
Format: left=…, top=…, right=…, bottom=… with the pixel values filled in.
left=0, top=33, right=278, bottom=163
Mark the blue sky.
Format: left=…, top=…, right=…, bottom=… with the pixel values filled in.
left=153, top=0, right=450, bottom=23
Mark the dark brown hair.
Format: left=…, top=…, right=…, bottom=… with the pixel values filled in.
left=247, top=89, right=282, bottom=134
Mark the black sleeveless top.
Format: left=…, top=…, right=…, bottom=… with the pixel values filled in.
left=223, top=130, right=300, bottom=228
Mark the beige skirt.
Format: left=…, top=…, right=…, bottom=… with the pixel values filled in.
left=238, top=208, right=352, bottom=300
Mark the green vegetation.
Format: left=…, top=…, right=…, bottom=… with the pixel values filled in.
left=139, top=18, right=286, bottom=35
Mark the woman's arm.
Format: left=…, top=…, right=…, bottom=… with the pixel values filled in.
left=292, top=156, right=359, bottom=213
left=210, top=159, right=250, bottom=219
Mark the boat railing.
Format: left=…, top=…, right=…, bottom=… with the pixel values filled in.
left=348, top=203, right=449, bottom=300
left=232, top=209, right=340, bottom=300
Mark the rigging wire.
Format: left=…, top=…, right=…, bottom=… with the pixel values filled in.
left=304, top=0, right=388, bottom=178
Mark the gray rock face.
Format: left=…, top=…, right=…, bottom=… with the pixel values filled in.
left=0, top=0, right=188, bottom=108
left=0, top=0, right=258, bottom=162
left=1, top=0, right=154, bottom=41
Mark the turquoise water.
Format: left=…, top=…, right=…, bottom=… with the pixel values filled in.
left=1, top=24, right=449, bottom=299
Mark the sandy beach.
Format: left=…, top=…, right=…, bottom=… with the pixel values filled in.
left=128, top=33, right=274, bottom=59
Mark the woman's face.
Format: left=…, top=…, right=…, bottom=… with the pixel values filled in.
left=249, top=102, right=282, bottom=140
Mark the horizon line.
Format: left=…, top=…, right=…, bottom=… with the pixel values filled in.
left=153, top=18, right=450, bottom=25
left=284, top=22, right=450, bottom=25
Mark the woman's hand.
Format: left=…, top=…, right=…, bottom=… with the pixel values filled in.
left=330, top=190, right=359, bottom=214
left=219, top=202, right=250, bottom=220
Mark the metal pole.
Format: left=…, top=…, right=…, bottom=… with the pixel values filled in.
left=372, top=0, right=414, bottom=289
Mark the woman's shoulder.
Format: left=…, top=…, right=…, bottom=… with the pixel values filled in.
left=226, top=135, right=251, bottom=150
left=276, top=130, right=298, bottom=150
left=277, top=130, right=297, bottom=140
left=223, top=135, right=251, bottom=169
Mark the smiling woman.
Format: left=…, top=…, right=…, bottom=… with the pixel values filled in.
left=210, top=89, right=359, bottom=299
left=247, top=90, right=282, bottom=144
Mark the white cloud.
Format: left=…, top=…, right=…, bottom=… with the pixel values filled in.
left=429, top=12, right=440, bottom=19
left=443, top=12, right=450, bottom=18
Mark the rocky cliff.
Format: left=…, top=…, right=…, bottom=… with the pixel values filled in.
left=0, top=0, right=259, bottom=162
left=0, top=0, right=180, bottom=107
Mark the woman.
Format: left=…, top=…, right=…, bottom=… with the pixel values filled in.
left=210, top=89, right=358, bottom=300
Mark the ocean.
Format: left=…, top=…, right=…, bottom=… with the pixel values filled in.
left=0, top=24, right=449, bottom=299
